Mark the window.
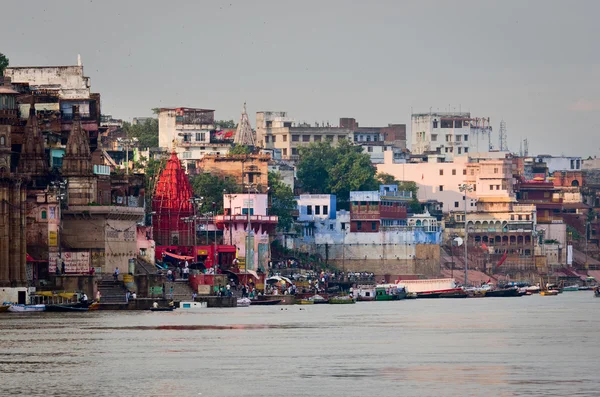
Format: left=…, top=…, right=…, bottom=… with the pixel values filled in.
left=357, top=221, right=362, bottom=231
left=470, top=169, right=475, bottom=176
left=282, top=135, right=287, bottom=142
left=571, top=160, right=575, bottom=169
left=439, top=185, right=444, bottom=192
left=0, top=136, right=5, bottom=146
left=454, top=201, right=459, bottom=208
left=463, top=169, right=467, bottom=175
left=313, top=135, right=321, bottom=142
left=490, top=185, right=494, bottom=191
left=264, top=136, right=269, bottom=143
left=494, top=167, right=499, bottom=174
left=433, top=120, right=438, bottom=128
left=283, top=122, right=292, bottom=128
left=511, top=214, right=515, bottom=220
left=282, top=148, right=287, bottom=157
left=41, top=210, right=47, bottom=220
left=195, top=132, right=205, bottom=141
left=439, top=169, right=444, bottom=176
left=302, top=135, right=310, bottom=142
left=464, top=147, right=469, bottom=153
left=371, top=222, right=377, bottom=231
left=291, top=148, right=298, bottom=156
left=452, top=169, right=456, bottom=175
left=455, top=134, right=462, bottom=142
left=307, top=205, right=312, bottom=215
left=518, top=215, right=523, bottom=221
left=368, top=146, right=373, bottom=152
left=326, top=135, right=334, bottom=141
left=431, top=134, right=438, bottom=141
left=292, top=135, right=300, bottom=142
left=329, top=224, right=334, bottom=230
left=446, top=135, right=452, bottom=142
left=457, top=148, right=462, bottom=154
left=454, top=120, right=462, bottom=128
left=242, top=208, right=255, bottom=216
left=496, top=185, right=500, bottom=190
left=315, top=206, right=320, bottom=215
left=272, top=135, right=276, bottom=143
left=266, top=121, right=273, bottom=128
left=182, top=151, right=192, bottom=159
left=525, top=215, right=530, bottom=221
left=366, top=135, right=371, bottom=142
left=441, top=119, right=453, bottom=128
left=182, top=134, right=191, bottom=142
left=341, top=222, right=346, bottom=230
left=464, top=135, right=468, bottom=141
left=323, top=205, right=328, bottom=215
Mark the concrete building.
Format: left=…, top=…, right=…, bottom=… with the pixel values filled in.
left=376, top=151, right=514, bottom=213
left=195, top=153, right=270, bottom=190
left=158, top=107, right=230, bottom=168
left=349, top=186, right=411, bottom=232
left=411, top=112, right=493, bottom=159
left=216, top=193, right=277, bottom=272
left=256, top=111, right=353, bottom=160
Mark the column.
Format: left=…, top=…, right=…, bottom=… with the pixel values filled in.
left=0, top=185, right=9, bottom=282
left=19, top=185, right=27, bottom=282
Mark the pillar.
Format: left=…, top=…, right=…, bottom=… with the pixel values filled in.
left=8, top=183, right=20, bottom=282
left=20, top=185, right=27, bottom=282
left=0, top=184, right=9, bottom=283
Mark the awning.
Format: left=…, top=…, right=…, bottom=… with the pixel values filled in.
left=164, top=252, right=194, bottom=261
left=26, top=253, right=48, bottom=262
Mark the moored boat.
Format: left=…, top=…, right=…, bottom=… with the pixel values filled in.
left=296, top=299, right=314, bottom=305
left=563, top=285, right=580, bottom=292
left=308, top=295, right=328, bottom=304
left=540, top=290, right=559, bottom=296
left=46, top=304, right=90, bottom=312
left=8, top=304, right=46, bottom=313
left=251, top=299, right=282, bottom=306
left=484, top=288, right=520, bottom=298
left=179, top=301, right=208, bottom=310
left=329, top=296, right=356, bottom=304
left=149, top=307, right=175, bottom=312
left=439, top=290, right=468, bottom=298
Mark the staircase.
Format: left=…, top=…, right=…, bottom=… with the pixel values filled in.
left=163, top=280, right=195, bottom=301
left=97, top=277, right=128, bottom=303
left=135, top=257, right=157, bottom=275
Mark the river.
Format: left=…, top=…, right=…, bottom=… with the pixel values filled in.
left=1, top=292, right=599, bottom=397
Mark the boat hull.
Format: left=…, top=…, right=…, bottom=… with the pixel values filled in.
left=0, top=305, right=10, bottom=313
left=8, top=304, right=46, bottom=312
left=150, top=307, right=175, bottom=312
left=46, top=305, right=89, bottom=312
left=540, top=290, right=559, bottom=296
left=251, top=299, right=282, bottom=306
left=485, top=288, right=520, bottom=298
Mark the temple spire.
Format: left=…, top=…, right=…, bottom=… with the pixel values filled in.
left=62, top=105, right=92, bottom=176
left=233, top=102, right=255, bottom=147
left=17, top=95, right=47, bottom=177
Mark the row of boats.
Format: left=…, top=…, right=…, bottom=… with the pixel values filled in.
left=0, top=301, right=99, bottom=313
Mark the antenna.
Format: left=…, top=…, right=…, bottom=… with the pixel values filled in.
left=499, top=120, right=507, bottom=151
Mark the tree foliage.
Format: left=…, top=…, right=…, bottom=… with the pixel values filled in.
left=123, top=118, right=158, bottom=148
left=297, top=140, right=377, bottom=206
left=268, top=172, right=296, bottom=231
left=0, top=53, right=8, bottom=75
left=189, top=173, right=239, bottom=213
left=229, top=144, right=251, bottom=155
left=216, top=120, right=237, bottom=129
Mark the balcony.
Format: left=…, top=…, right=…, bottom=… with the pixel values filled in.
left=215, top=214, right=278, bottom=224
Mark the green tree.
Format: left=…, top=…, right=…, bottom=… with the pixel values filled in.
left=216, top=120, right=237, bottom=129
left=189, top=173, right=239, bottom=213
left=123, top=118, right=158, bottom=148
left=296, top=141, right=338, bottom=194
left=376, top=172, right=421, bottom=213
left=0, top=53, right=8, bottom=75
left=268, top=172, right=297, bottom=231
left=229, top=144, right=251, bottom=155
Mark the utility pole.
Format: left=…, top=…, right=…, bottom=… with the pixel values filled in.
left=459, top=184, right=473, bottom=286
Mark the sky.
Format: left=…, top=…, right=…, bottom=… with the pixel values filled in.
left=1, top=0, right=599, bottom=156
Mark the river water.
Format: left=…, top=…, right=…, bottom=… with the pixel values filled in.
left=1, top=292, right=599, bottom=397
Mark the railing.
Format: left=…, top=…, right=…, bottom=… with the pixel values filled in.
left=215, top=215, right=278, bottom=223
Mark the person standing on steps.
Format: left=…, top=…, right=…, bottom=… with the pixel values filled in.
left=113, top=267, right=119, bottom=281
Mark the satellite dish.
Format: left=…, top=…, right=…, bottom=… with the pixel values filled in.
left=453, top=237, right=463, bottom=246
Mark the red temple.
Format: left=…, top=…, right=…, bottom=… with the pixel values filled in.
left=152, top=151, right=194, bottom=246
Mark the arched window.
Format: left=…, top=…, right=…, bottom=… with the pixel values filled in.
left=571, top=180, right=579, bottom=187
left=0, top=135, right=5, bottom=146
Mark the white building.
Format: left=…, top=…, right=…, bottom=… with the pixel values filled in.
left=411, top=112, right=493, bottom=160
left=158, top=107, right=230, bottom=168
left=536, top=155, right=582, bottom=173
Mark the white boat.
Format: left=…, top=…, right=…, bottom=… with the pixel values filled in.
left=178, top=301, right=207, bottom=310
left=8, top=304, right=46, bottom=313
left=236, top=298, right=251, bottom=307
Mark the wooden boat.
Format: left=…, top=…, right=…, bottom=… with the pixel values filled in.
left=563, top=285, right=580, bottom=292
left=308, top=295, right=329, bottom=304
left=485, top=288, right=520, bottom=298
left=236, top=298, right=251, bottom=307
left=439, top=290, right=468, bottom=298
left=46, top=305, right=90, bottom=312
left=8, top=304, right=46, bottom=312
left=150, top=306, right=175, bottom=312
left=405, top=292, right=417, bottom=299
left=251, top=299, right=282, bottom=306
left=0, top=305, right=10, bottom=313
left=417, top=287, right=463, bottom=299
left=329, top=296, right=355, bottom=304
left=540, top=290, right=559, bottom=296
left=296, top=299, right=314, bottom=305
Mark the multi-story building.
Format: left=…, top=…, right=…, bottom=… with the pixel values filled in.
left=377, top=151, right=513, bottom=213
left=349, top=185, right=412, bottom=232
left=158, top=107, right=231, bottom=169
left=256, top=111, right=353, bottom=160
left=411, top=112, right=493, bottom=159
left=195, top=153, right=270, bottom=189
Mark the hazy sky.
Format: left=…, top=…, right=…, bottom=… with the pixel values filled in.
left=1, top=0, right=599, bottom=156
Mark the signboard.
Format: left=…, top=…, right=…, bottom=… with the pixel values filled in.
left=49, top=251, right=90, bottom=274
left=197, top=249, right=208, bottom=256
left=48, top=231, right=58, bottom=247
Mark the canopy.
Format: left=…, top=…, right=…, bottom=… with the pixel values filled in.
left=266, top=276, right=293, bottom=285
left=163, top=252, right=194, bottom=261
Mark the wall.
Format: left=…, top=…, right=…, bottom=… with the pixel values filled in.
left=226, top=194, right=268, bottom=216
left=0, top=287, right=29, bottom=304
left=297, top=194, right=336, bottom=221
left=158, top=110, right=177, bottom=149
